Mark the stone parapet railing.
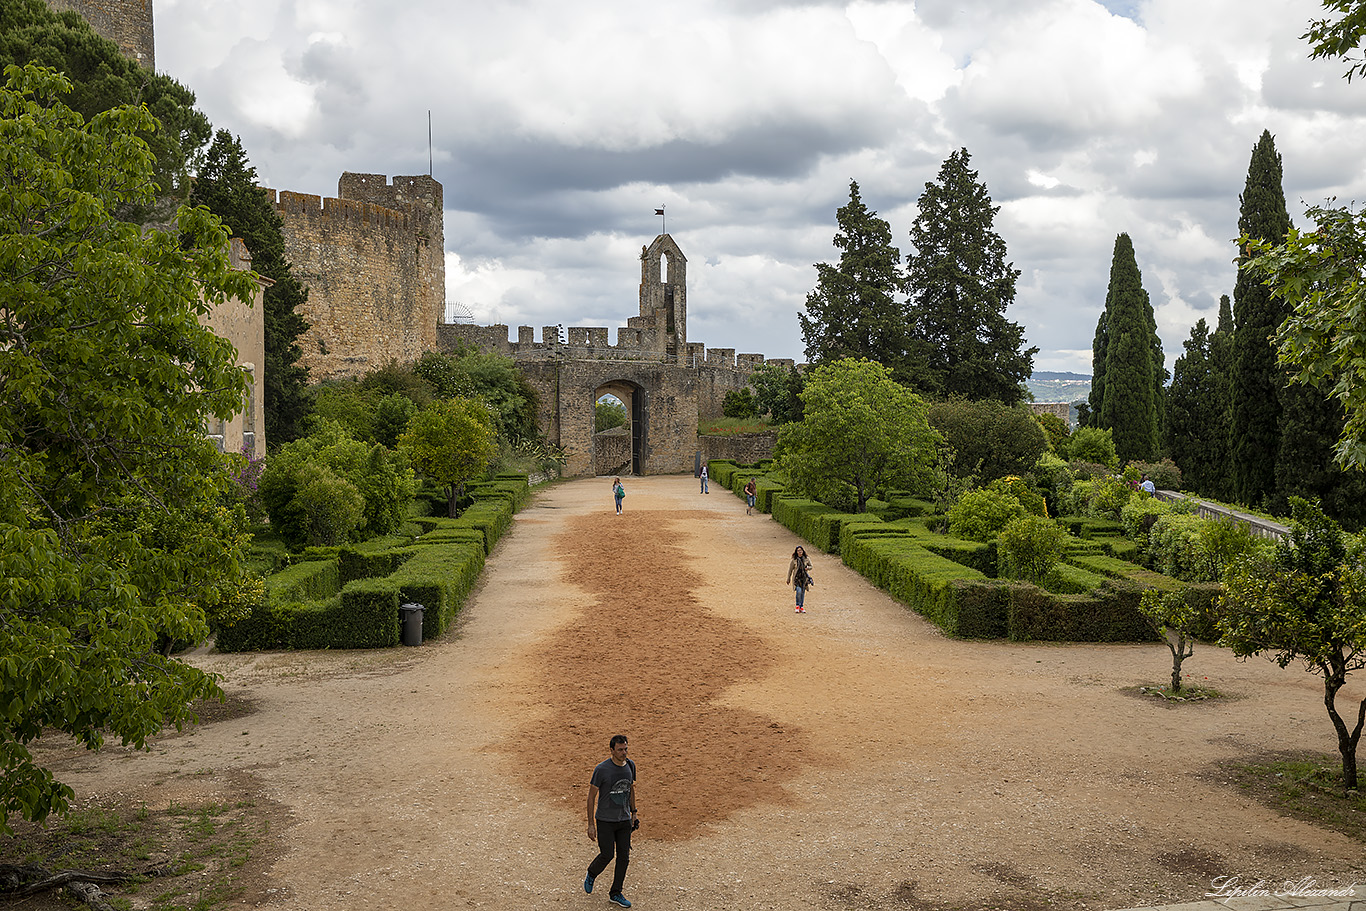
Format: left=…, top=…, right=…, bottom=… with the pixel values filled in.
left=1153, top=490, right=1290, bottom=541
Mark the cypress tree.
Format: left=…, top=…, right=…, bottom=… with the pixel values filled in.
left=1088, top=311, right=1107, bottom=428
left=799, top=181, right=908, bottom=379
left=190, top=131, right=313, bottom=446
left=1204, top=294, right=1235, bottom=500
left=1230, top=130, right=1290, bottom=506
left=903, top=148, right=1035, bottom=404
left=1096, top=234, right=1158, bottom=462
left=1167, top=319, right=1219, bottom=494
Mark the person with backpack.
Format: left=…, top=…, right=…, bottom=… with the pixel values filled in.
left=612, top=477, right=625, bottom=515
left=744, top=477, right=757, bottom=515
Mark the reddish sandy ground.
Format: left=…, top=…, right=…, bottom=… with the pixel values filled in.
left=28, top=476, right=1366, bottom=910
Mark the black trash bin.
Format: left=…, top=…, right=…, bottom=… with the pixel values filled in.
left=399, top=602, right=424, bottom=646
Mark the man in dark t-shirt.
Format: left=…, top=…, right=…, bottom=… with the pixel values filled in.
left=585, top=734, right=638, bottom=908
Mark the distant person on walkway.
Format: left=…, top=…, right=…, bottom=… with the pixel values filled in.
left=1140, top=474, right=1155, bottom=495
left=585, top=734, right=638, bottom=908
left=744, top=477, right=757, bottom=515
left=612, top=477, right=625, bottom=515
left=787, top=545, right=813, bottom=613
left=700, top=464, right=709, bottom=494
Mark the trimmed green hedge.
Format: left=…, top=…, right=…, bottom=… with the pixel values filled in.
left=1064, top=552, right=1183, bottom=591
left=264, top=560, right=341, bottom=602
left=386, top=542, right=485, bottom=638
left=1007, top=580, right=1157, bottom=642
left=338, top=546, right=414, bottom=584
left=772, top=496, right=845, bottom=553
left=922, top=538, right=997, bottom=577
left=1042, top=562, right=1107, bottom=594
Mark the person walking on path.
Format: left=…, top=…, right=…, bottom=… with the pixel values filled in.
left=700, top=464, right=709, bottom=494
left=744, top=477, right=757, bottom=514
left=786, top=545, right=813, bottom=613
left=612, top=477, right=625, bottom=515
left=585, top=734, right=639, bottom=908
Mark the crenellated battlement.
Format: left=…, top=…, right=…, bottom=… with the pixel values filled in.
left=271, top=173, right=445, bottom=381
left=439, top=322, right=782, bottom=373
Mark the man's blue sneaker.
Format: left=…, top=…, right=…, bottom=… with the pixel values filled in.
left=608, top=894, right=631, bottom=908
left=584, top=873, right=594, bottom=894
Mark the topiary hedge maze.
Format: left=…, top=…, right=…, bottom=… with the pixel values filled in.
left=219, top=475, right=530, bottom=651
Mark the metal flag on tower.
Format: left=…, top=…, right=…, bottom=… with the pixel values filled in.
left=655, top=206, right=665, bottom=235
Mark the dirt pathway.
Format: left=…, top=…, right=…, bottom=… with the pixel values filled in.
left=35, top=476, right=1365, bottom=910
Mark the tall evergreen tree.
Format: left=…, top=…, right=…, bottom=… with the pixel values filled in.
left=1204, top=294, right=1236, bottom=500
left=1167, top=319, right=1221, bottom=493
left=189, top=131, right=312, bottom=446
left=1095, top=234, right=1158, bottom=462
left=1088, top=310, right=1108, bottom=428
left=1230, top=130, right=1291, bottom=506
left=904, top=148, right=1036, bottom=404
left=799, top=181, right=908, bottom=378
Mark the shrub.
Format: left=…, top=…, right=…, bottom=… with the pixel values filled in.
left=998, top=515, right=1067, bottom=584
left=988, top=476, right=1047, bottom=517
left=1067, top=427, right=1118, bottom=469
left=1126, top=458, right=1182, bottom=491
left=947, top=489, right=1027, bottom=542
left=1088, top=476, right=1133, bottom=520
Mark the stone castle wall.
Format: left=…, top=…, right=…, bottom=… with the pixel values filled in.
left=45, top=0, right=154, bottom=69
left=268, top=173, right=444, bottom=382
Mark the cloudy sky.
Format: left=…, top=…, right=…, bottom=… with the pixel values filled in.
left=156, top=0, right=1366, bottom=374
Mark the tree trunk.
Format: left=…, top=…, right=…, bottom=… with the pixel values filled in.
left=1166, top=629, right=1193, bottom=693
left=1322, top=656, right=1363, bottom=792
left=447, top=484, right=458, bottom=519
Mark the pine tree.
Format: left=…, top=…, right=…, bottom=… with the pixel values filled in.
left=904, top=148, right=1036, bottom=404
left=1095, top=234, right=1158, bottom=462
left=799, top=181, right=908, bottom=378
left=1230, top=130, right=1290, bottom=506
left=189, top=131, right=312, bottom=445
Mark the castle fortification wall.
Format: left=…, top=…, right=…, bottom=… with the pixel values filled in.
left=45, top=0, right=154, bottom=68
left=269, top=174, right=444, bottom=382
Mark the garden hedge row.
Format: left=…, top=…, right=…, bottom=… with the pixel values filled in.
left=220, top=474, right=528, bottom=651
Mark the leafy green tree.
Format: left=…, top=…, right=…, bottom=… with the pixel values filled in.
left=1220, top=499, right=1366, bottom=790
left=997, top=515, right=1066, bottom=584
left=903, top=148, right=1036, bottom=404
left=1203, top=295, right=1237, bottom=500
left=748, top=362, right=803, bottom=424
left=1138, top=590, right=1200, bottom=693
left=1230, top=130, right=1291, bottom=506
left=1094, top=234, right=1160, bottom=462
left=258, top=422, right=415, bottom=548
left=722, top=387, right=757, bottom=418
left=946, top=489, right=1027, bottom=542
left=1088, top=311, right=1108, bottom=428
left=776, top=358, right=939, bottom=513
left=1245, top=203, right=1366, bottom=472
left=1036, top=412, right=1070, bottom=455
left=189, top=131, right=313, bottom=445
left=1305, top=0, right=1366, bottom=81
left=595, top=399, right=627, bottom=433
left=399, top=399, right=498, bottom=518
left=927, top=399, right=1047, bottom=482
left=798, top=181, right=909, bottom=378
left=0, top=0, right=210, bottom=218
left=1067, top=426, right=1118, bottom=469
left=0, top=65, right=257, bottom=830
left=414, top=348, right=537, bottom=442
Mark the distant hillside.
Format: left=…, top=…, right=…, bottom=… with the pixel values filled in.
left=1027, top=371, right=1091, bottom=405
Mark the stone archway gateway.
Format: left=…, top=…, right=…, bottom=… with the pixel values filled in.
left=437, top=234, right=796, bottom=476
left=592, top=381, right=642, bottom=476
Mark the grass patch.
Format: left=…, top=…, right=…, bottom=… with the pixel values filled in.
left=1220, top=752, right=1366, bottom=843
left=0, top=786, right=280, bottom=910
left=698, top=416, right=773, bottom=435
left=1135, top=683, right=1225, bottom=701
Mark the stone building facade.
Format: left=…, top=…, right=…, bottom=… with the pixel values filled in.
left=266, top=173, right=445, bottom=382
left=202, top=238, right=267, bottom=459
left=441, top=234, right=793, bottom=476
left=44, top=0, right=155, bottom=69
